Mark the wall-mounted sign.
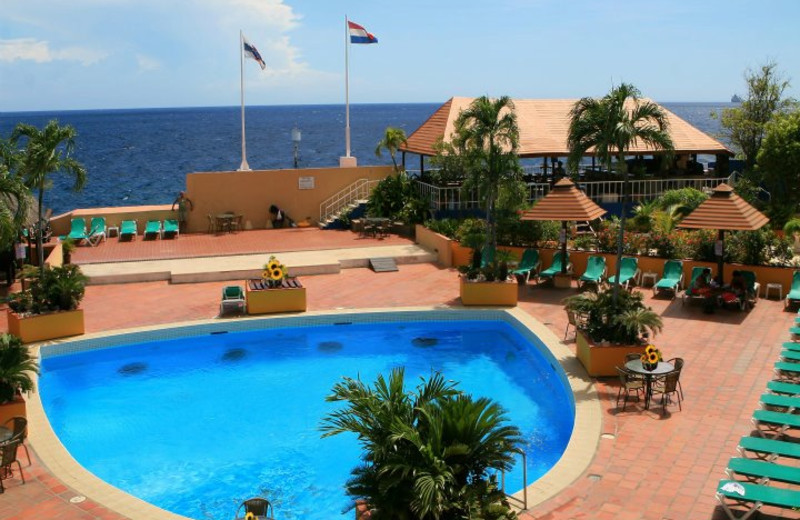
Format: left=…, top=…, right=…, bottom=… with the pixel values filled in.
left=298, top=176, right=315, bottom=190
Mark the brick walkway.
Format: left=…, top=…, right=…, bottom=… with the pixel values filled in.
left=2, top=232, right=798, bottom=519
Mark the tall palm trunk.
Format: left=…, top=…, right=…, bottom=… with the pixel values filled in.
left=37, top=185, right=44, bottom=275
left=612, top=154, right=627, bottom=303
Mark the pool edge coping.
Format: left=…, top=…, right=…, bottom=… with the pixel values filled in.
left=26, top=306, right=601, bottom=519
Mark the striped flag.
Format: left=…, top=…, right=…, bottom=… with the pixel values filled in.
left=242, top=35, right=266, bottom=70
left=348, top=21, right=378, bottom=44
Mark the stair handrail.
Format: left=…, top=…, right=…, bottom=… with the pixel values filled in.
left=320, top=178, right=380, bottom=223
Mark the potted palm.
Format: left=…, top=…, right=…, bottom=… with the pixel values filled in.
left=564, top=288, right=663, bottom=377
left=0, top=333, right=39, bottom=424
left=61, top=237, right=76, bottom=264
left=7, top=264, right=87, bottom=343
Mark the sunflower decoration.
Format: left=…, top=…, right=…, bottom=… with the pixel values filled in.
left=262, top=255, right=289, bottom=287
left=641, top=344, right=663, bottom=370
left=245, top=513, right=255, bottom=520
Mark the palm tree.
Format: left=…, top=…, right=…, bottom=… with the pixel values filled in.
left=375, top=127, right=408, bottom=171
left=12, top=120, right=86, bottom=274
left=453, top=96, right=522, bottom=251
left=567, top=84, right=674, bottom=298
left=0, top=136, right=31, bottom=251
left=321, top=368, right=521, bottom=519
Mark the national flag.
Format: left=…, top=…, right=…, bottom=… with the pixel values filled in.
left=348, top=21, right=378, bottom=44
left=242, top=35, right=266, bottom=70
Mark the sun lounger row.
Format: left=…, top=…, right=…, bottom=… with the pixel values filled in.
left=715, top=321, right=800, bottom=518
left=64, top=217, right=180, bottom=244
left=65, top=217, right=108, bottom=246
left=117, top=219, right=180, bottom=241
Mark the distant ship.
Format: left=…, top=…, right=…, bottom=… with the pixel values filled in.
left=731, top=94, right=743, bottom=103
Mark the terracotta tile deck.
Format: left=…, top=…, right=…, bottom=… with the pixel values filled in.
left=3, top=231, right=799, bottom=519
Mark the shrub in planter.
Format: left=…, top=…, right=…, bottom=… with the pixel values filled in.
left=563, top=288, right=663, bottom=345
left=0, top=333, right=38, bottom=403
left=9, top=264, right=87, bottom=316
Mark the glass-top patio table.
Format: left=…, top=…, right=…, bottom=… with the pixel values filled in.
left=624, top=359, right=674, bottom=410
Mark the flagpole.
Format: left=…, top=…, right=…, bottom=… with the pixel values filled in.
left=344, top=15, right=351, bottom=159
left=239, top=30, right=250, bottom=171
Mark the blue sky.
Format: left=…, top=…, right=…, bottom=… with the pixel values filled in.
left=1, top=0, right=798, bottom=112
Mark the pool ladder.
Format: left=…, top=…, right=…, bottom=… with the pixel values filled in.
left=500, top=448, right=528, bottom=511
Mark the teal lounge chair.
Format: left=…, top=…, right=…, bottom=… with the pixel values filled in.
left=538, top=252, right=570, bottom=282
left=783, top=341, right=800, bottom=353
left=480, top=245, right=495, bottom=268
left=767, top=380, right=800, bottom=396
left=787, top=271, right=800, bottom=308
left=607, top=256, right=639, bottom=290
left=682, top=266, right=713, bottom=306
left=780, top=350, right=800, bottom=363
left=775, top=361, right=800, bottom=380
left=144, top=220, right=162, bottom=240
left=716, top=479, right=800, bottom=520
left=726, top=457, right=800, bottom=484
left=68, top=218, right=88, bottom=244
left=87, top=217, right=106, bottom=246
left=119, top=220, right=137, bottom=241
left=577, top=255, right=606, bottom=288
left=761, top=392, right=800, bottom=412
left=752, top=409, right=800, bottom=437
left=163, top=219, right=179, bottom=238
left=738, top=270, right=760, bottom=310
left=653, top=259, right=683, bottom=299
left=737, top=435, right=800, bottom=461
left=219, top=285, right=245, bottom=316
left=510, top=249, right=540, bottom=284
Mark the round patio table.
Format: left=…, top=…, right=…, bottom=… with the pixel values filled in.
left=624, top=359, right=674, bottom=410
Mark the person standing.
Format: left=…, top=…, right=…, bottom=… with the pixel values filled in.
left=171, top=191, right=194, bottom=233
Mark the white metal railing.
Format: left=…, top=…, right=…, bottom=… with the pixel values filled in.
left=319, top=178, right=380, bottom=223
left=416, top=174, right=735, bottom=212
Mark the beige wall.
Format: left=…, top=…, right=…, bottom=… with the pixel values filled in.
left=184, top=165, right=394, bottom=233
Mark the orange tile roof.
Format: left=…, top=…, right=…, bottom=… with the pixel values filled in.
left=402, top=97, right=733, bottom=158
left=520, top=178, right=607, bottom=221
left=678, top=183, right=769, bottom=231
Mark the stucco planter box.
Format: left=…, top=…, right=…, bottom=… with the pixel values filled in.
left=7, top=309, right=85, bottom=344
left=554, top=272, right=573, bottom=289
left=459, top=278, right=518, bottom=306
left=246, top=280, right=307, bottom=314
left=0, top=395, right=26, bottom=425
left=576, top=329, right=646, bottom=377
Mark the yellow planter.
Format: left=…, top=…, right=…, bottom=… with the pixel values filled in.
left=246, top=284, right=307, bottom=314
left=7, top=309, right=85, bottom=344
left=0, top=395, right=26, bottom=425
left=459, top=279, right=518, bottom=306
left=576, top=330, right=646, bottom=377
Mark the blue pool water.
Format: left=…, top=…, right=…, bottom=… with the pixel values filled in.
left=39, top=319, right=574, bottom=520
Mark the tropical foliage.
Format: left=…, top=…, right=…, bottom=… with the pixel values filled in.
left=567, top=83, right=674, bottom=296
left=451, top=96, right=524, bottom=250
left=563, top=288, right=663, bottom=345
left=321, top=369, right=521, bottom=520
left=13, top=120, right=87, bottom=273
left=375, top=127, right=408, bottom=171
left=368, top=173, right=429, bottom=223
left=757, top=108, right=800, bottom=223
left=8, top=264, right=88, bottom=315
left=0, top=332, right=39, bottom=403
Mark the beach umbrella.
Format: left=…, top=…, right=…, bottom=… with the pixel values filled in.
left=520, top=178, right=607, bottom=275
left=677, top=183, right=769, bottom=283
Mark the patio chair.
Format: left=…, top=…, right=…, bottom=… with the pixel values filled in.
left=511, top=249, right=540, bottom=285
left=752, top=409, right=800, bottom=438
left=767, top=379, right=800, bottom=396
left=786, top=271, right=800, bottom=308
left=651, top=368, right=682, bottom=413
left=716, top=479, right=800, bottom=520
left=563, top=309, right=586, bottom=340
left=144, top=220, right=162, bottom=240
left=219, top=285, right=245, bottom=316
left=606, top=256, right=639, bottom=290
left=87, top=217, right=107, bottom=246
left=163, top=219, right=179, bottom=238
left=577, top=255, right=606, bottom=289
left=67, top=218, right=88, bottom=244
left=1, top=416, right=30, bottom=466
left=0, top=440, right=26, bottom=493
left=726, top=457, right=800, bottom=485
left=682, top=266, right=713, bottom=306
left=236, top=497, right=275, bottom=520
left=538, top=252, right=570, bottom=282
left=667, top=357, right=685, bottom=399
left=653, top=259, right=683, bottom=299
left=480, top=245, right=495, bottom=268
left=737, top=435, right=800, bottom=461
left=119, top=220, right=137, bottom=241
left=206, top=213, right=216, bottom=234
left=615, top=366, right=643, bottom=411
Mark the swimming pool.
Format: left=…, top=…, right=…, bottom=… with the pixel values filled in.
left=36, top=310, right=582, bottom=520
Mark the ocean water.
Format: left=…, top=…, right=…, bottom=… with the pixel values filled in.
left=0, top=102, right=734, bottom=215
left=40, top=319, right=574, bottom=520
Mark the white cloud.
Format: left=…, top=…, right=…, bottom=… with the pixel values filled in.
left=0, top=38, right=106, bottom=65
left=136, top=53, right=161, bottom=72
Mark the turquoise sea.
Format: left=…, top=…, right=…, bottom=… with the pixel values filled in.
left=0, top=102, right=734, bottom=214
